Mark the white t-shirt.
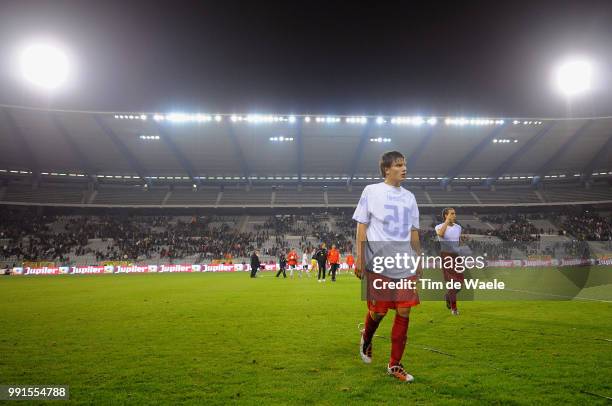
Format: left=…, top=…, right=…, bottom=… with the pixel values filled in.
left=435, top=223, right=462, bottom=253
left=352, top=182, right=420, bottom=242
left=302, top=253, right=309, bottom=265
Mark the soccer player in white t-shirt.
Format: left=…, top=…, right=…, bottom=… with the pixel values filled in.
left=435, top=208, right=463, bottom=315
left=353, top=151, right=421, bottom=383
left=302, top=251, right=310, bottom=277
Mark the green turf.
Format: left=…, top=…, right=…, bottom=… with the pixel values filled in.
left=0, top=271, right=611, bottom=405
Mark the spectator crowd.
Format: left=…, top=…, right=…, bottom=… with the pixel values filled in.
left=1, top=207, right=610, bottom=266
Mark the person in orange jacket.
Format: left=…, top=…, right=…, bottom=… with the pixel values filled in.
left=346, top=252, right=355, bottom=276
left=287, top=248, right=300, bottom=278
left=328, top=244, right=340, bottom=282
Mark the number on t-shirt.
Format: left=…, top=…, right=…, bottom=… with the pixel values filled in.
left=383, top=204, right=411, bottom=238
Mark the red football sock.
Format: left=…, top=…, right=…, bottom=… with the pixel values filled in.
left=363, top=312, right=381, bottom=344
left=390, top=314, right=409, bottom=365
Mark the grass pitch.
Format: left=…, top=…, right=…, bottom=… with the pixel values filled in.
left=1, top=270, right=611, bottom=405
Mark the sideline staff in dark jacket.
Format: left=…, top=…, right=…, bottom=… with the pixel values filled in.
left=276, top=253, right=287, bottom=278
left=314, top=243, right=328, bottom=281
left=250, top=250, right=261, bottom=278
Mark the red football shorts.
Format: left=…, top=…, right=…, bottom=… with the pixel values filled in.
left=441, top=252, right=465, bottom=284
left=366, top=273, right=420, bottom=314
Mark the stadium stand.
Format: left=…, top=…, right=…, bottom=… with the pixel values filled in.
left=540, top=184, right=612, bottom=203
left=273, top=186, right=326, bottom=206
left=221, top=186, right=272, bottom=206
left=0, top=107, right=610, bottom=268
left=426, top=186, right=478, bottom=204
left=93, top=185, right=167, bottom=205
left=3, top=183, right=86, bottom=204
left=165, top=186, right=220, bottom=205
left=473, top=186, right=543, bottom=204
left=325, top=186, right=365, bottom=205
left=3, top=180, right=608, bottom=208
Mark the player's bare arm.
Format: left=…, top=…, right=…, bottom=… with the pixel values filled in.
left=410, top=229, right=422, bottom=278
left=355, top=222, right=367, bottom=279
left=436, top=217, right=451, bottom=237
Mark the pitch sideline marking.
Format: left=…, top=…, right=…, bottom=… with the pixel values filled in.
left=503, top=288, right=612, bottom=303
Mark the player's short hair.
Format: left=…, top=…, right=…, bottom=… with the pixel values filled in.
left=379, top=151, right=405, bottom=178
left=442, top=207, right=455, bottom=220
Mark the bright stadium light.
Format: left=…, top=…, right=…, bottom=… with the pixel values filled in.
left=18, top=42, right=71, bottom=90
left=554, top=59, right=592, bottom=96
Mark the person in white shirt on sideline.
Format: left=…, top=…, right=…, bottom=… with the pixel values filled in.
left=302, top=250, right=311, bottom=278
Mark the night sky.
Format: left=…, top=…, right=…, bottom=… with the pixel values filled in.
left=0, top=0, right=611, bottom=117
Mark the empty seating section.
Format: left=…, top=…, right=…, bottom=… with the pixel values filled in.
left=326, top=186, right=364, bottom=205
left=167, top=187, right=219, bottom=205
left=541, top=185, right=612, bottom=202
left=474, top=187, right=541, bottom=204
left=94, top=186, right=167, bottom=205
left=426, top=187, right=477, bottom=204
left=0, top=182, right=609, bottom=206
left=274, top=187, right=325, bottom=205
left=221, top=187, right=271, bottom=205
left=3, top=184, right=85, bottom=204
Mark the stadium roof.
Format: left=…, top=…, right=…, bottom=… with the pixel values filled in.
left=0, top=105, right=610, bottom=187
